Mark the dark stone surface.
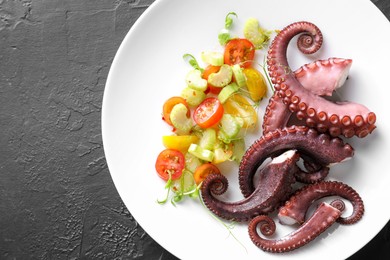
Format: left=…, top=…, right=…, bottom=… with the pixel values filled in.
left=0, top=0, right=389, bottom=259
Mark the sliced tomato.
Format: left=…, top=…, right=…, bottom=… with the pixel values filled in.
left=243, top=67, right=267, bottom=102
left=202, top=65, right=222, bottom=94
left=162, top=135, right=199, bottom=152
left=155, top=149, right=185, bottom=181
left=224, top=38, right=255, bottom=68
left=162, top=96, right=190, bottom=126
left=193, top=163, right=221, bottom=185
left=193, top=97, right=224, bottom=128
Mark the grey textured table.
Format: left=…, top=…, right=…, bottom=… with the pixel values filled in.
left=0, top=0, right=389, bottom=259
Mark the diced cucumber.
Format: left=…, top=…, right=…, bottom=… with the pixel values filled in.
left=208, top=64, right=232, bottom=88
left=213, top=146, right=233, bottom=164
left=201, top=51, right=224, bottom=66
left=232, top=139, right=245, bottom=163
left=185, top=152, right=203, bottom=173
left=199, top=128, right=217, bottom=150
left=243, top=18, right=272, bottom=49
left=170, top=103, right=192, bottom=135
left=218, top=82, right=240, bottom=104
left=185, top=69, right=208, bottom=91
left=220, top=114, right=243, bottom=137
left=231, top=64, right=246, bottom=88
left=188, top=143, right=214, bottom=162
left=179, top=170, right=196, bottom=193
left=218, top=114, right=244, bottom=143
left=181, top=87, right=206, bottom=107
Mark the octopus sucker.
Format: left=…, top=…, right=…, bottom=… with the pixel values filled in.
left=249, top=201, right=343, bottom=253
left=238, top=126, right=354, bottom=198
left=277, top=181, right=364, bottom=226
left=200, top=150, right=299, bottom=222
left=264, top=21, right=376, bottom=138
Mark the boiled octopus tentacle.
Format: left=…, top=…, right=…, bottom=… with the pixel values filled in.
left=200, top=150, right=299, bottom=222
left=263, top=58, right=353, bottom=135
left=238, top=125, right=354, bottom=198
left=294, top=57, right=352, bottom=97
left=249, top=200, right=344, bottom=253
left=267, top=21, right=376, bottom=138
left=293, top=164, right=329, bottom=184
left=278, top=181, right=364, bottom=225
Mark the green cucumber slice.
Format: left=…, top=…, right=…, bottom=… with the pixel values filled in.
left=188, top=143, right=214, bottom=162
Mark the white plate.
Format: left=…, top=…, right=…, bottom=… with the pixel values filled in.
left=102, top=0, right=390, bottom=259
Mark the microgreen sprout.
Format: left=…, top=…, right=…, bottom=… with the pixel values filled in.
left=157, top=170, right=201, bottom=206
left=218, top=12, right=238, bottom=45
left=225, top=12, right=238, bottom=29
left=198, top=193, right=248, bottom=253
left=183, top=53, right=204, bottom=73
left=157, top=171, right=173, bottom=204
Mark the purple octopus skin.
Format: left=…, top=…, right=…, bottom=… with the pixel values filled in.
left=278, top=181, right=364, bottom=225
left=238, top=125, right=354, bottom=198
left=293, top=163, right=329, bottom=184
left=263, top=58, right=353, bottom=135
left=249, top=200, right=344, bottom=253
left=267, top=21, right=376, bottom=138
left=200, top=150, right=299, bottom=222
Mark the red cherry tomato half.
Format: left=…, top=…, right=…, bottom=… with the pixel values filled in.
left=224, top=38, right=255, bottom=68
left=155, top=149, right=185, bottom=181
left=193, top=97, right=224, bottom=128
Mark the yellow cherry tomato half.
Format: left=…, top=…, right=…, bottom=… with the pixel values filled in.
left=223, top=93, right=258, bottom=129
left=243, top=67, right=267, bottom=102
left=162, top=135, right=199, bottom=152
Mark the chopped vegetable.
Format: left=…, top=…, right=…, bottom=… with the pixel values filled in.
left=231, top=64, right=246, bottom=88
left=218, top=82, right=240, bottom=104
left=201, top=51, right=224, bottom=66
left=202, top=65, right=223, bottom=94
left=162, top=135, right=199, bottom=152
left=185, top=152, right=203, bottom=173
left=213, top=142, right=234, bottom=164
left=224, top=38, right=255, bottom=68
left=207, top=64, right=233, bottom=88
left=186, top=69, right=208, bottom=91
left=162, top=96, right=189, bottom=126
left=218, top=114, right=244, bottom=142
left=199, top=128, right=217, bottom=150
left=193, top=97, right=224, bottom=128
left=188, top=143, right=214, bottom=162
left=231, top=138, right=245, bottom=162
left=243, top=67, right=267, bottom=102
left=243, top=18, right=273, bottom=49
left=223, top=93, right=258, bottom=128
left=170, top=103, right=193, bottom=135
left=181, top=87, right=206, bottom=107
left=193, top=163, right=221, bottom=185
left=155, top=149, right=185, bottom=181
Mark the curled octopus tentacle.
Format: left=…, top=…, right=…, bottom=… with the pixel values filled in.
left=249, top=200, right=344, bottom=253
left=267, top=21, right=376, bottom=138
left=263, top=58, right=353, bottom=135
left=200, top=151, right=299, bottom=222
left=238, top=125, right=354, bottom=198
left=278, top=181, right=364, bottom=225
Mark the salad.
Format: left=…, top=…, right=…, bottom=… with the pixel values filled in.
left=155, top=13, right=274, bottom=205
